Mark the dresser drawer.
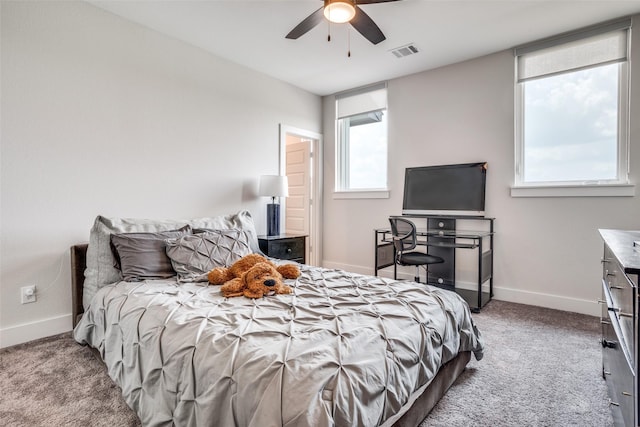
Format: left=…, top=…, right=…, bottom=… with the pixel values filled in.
left=604, top=251, right=633, bottom=316
left=602, top=313, right=636, bottom=427
left=603, top=254, right=636, bottom=364
left=602, top=319, right=629, bottom=427
left=602, top=279, right=635, bottom=365
left=258, top=236, right=306, bottom=263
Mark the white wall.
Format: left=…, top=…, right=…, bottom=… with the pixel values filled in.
left=322, top=15, right=640, bottom=317
left=0, top=1, right=321, bottom=347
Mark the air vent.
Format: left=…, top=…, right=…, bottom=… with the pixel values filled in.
left=390, top=44, right=419, bottom=58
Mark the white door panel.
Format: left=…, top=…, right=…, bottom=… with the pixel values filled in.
left=285, top=141, right=311, bottom=261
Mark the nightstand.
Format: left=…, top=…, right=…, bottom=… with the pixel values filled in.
left=258, top=234, right=307, bottom=264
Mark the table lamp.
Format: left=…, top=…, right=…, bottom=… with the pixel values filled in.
left=258, top=175, right=289, bottom=236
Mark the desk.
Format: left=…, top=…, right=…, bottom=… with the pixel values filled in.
left=375, top=215, right=494, bottom=312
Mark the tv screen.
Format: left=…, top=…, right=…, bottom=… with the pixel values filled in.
left=402, top=162, right=487, bottom=216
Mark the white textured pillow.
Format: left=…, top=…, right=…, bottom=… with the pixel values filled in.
left=83, top=210, right=259, bottom=309
left=165, top=230, right=252, bottom=282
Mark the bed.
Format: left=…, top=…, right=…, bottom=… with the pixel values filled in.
left=72, top=210, right=484, bottom=427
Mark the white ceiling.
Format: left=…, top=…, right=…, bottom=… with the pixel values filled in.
left=89, top=0, right=640, bottom=96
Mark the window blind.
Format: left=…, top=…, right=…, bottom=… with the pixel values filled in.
left=336, top=82, right=387, bottom=119
left=515, top=18, right=630, bottom=83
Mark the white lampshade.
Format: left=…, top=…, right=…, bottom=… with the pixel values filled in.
left=324, top=0, right=356, bottom=24
left=258, top=175, right=289, bottom=198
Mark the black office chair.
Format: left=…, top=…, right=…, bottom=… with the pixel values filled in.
left=389, top=217, right=444, bottom=284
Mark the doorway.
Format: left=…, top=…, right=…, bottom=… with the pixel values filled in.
left=279, top=125, right=322, bottom=266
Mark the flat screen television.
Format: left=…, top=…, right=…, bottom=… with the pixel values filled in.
left=402, top=162, right=487, bottom=216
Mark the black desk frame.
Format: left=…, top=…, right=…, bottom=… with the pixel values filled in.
left=375, top=215, right=494, bottom=312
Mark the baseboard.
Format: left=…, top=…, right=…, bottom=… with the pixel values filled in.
left=322, top=260, right=372, bottom=276
left=493, top=286, right=599, bottom=317
left=322, top=260, right=600, bottom=317
left=0, top=314, right=73, bottom=349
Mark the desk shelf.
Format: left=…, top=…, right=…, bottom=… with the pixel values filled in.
left=375, top=215, right=494, bottom=312
left=426, top=241, right=478, bottom=249
left=378, top=234, right=479, bottom=249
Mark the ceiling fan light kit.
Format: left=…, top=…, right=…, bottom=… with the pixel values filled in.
left=323, top=0, right=356, bottom=24
left=285, top=0, right=400, bottom=46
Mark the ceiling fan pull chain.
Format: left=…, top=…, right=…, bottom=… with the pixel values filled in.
left=348, top=26, right=351, bottom=57
left=328, top=21, right=331, bottom=42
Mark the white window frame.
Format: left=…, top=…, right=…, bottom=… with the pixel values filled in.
left=512, top=19, right=635, bottom=198
left=334, top=83, right=389, bottom=199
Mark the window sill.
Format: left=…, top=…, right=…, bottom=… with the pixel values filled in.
left=333, top=190, right=390, bottom=199
left=510, top=183, right=635, bottom=197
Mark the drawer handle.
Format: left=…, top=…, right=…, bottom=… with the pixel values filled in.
left=609, top=399, right=620, bottom=407
left=604, top=371, right=612, bottom=375
left=609, top=285, right=624, bottom=290
left=606, top=272, right=616, bottom=277
left=601, top=339, right=618, bottom=349
left=622, top=391, right=632, bottom=397
left=597, top=300, right=607, bottom=305
left=611, top=307, right=633, bottom=318
left=600, top=319, right=611, bottom=325
left=602, top=258, right=612, bottom=264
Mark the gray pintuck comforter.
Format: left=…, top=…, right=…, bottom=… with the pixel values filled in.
left=74, top=263, right=484, bottom=427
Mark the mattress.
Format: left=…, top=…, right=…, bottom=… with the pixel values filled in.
left=74, top=262, right=484, bottom=426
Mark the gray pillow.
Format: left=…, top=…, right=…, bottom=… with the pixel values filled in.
left=110, top=226, right=191, bottom=268
left=110, top=227, right=191, bottom=281
left=165, top=230, right=252, bottom=282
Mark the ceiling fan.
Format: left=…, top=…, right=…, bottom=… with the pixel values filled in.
left=285, top=0, right=402, bottom=45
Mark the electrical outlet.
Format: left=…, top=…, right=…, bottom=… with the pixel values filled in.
left=21, top=285, right=36, bottom=304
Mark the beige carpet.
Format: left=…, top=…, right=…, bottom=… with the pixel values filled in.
left=0, top=300, right=612, bottom=426
left=423, top=300, right=612, bottom=426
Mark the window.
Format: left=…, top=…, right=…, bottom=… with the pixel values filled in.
left=513, top=19, right=633, bottom=196
left=335, top=83, right=388, bottom=195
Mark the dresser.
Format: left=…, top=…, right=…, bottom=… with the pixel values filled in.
left=258, top=234, right=306, bottom=264
left=600, top=229, right=640, bottom=427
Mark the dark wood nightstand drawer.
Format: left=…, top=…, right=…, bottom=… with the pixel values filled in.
left=258, top=235, right=306, bottom=264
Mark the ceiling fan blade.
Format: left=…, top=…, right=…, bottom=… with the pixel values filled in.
left=357, top=0, right=401, bottom=3
left=350, top=6, right=386, bottom=45
left=285, top=7, right=325, bottom=39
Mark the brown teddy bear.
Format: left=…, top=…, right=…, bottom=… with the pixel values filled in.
left=208, top=253, right=301, bottom=299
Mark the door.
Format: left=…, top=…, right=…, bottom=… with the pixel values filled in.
left=280, top=125, right=322, bottom=267
left=285, top=140, right=311, bottom=241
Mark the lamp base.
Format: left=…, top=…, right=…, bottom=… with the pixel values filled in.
left=267, top=203, right=280, bottom=236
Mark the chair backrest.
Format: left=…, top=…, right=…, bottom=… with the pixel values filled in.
left=388, top=217, right=417, bottom=253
